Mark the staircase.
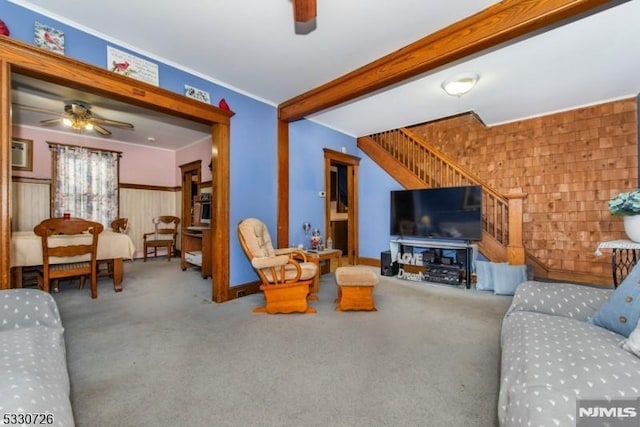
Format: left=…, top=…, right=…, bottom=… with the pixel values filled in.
left=357, top=128, right=526, bottom=265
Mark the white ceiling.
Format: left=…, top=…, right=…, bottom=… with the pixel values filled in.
left=11, top=74, right=212, bottom=150
left=9, top=0, right=640, bottom=149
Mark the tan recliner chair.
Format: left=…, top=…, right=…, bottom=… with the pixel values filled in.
left=237, top=218, right=318, bottom=314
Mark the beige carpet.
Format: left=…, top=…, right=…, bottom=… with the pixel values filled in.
left=52, top=259, right=512, bottom=427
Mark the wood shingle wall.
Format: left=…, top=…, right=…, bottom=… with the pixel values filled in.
left=408, top=98, right=638, bottom=285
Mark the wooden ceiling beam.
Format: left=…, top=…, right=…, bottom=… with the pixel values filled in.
left=278, top=0, right=616, bottom=122
left=293, top=0, right=316, bottom=23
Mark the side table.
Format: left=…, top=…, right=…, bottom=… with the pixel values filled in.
left=594, top=239, right=640, bottom=287
left=303, top=249, right=343, bottom=298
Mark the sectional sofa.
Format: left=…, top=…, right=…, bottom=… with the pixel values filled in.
left=499, top=280, right=640, bottom=426
left=0, top=289, right=74, bottom=426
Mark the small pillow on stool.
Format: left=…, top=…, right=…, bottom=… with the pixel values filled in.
left=335, top=266, right=378, bottom=311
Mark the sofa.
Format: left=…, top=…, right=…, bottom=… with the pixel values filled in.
left=499, top=280, right=640, bottom=426
left=0, top=289, right=74, bottom=426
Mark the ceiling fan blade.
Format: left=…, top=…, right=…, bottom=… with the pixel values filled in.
left=92, top=118, right=134, bottom=128
left=13, top=103, right=62, bottom=116
left=293, top=0, right=316, bottom=22
left=93, top=124, right=112, bottom=136
left=40, top=118, right=62, bottom=126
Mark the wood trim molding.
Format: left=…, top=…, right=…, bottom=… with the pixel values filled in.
left=211, top=122, right=231, bottom=302
left=179, top=160, right=202, bottom=171
left=322, top=148, right=361, bottom=165
left=323, top=148, right=360, bottom=264
left=0, top=60, right=11, bottom=289
left=11, top=176, right=51, bottom=184
left=277, top=119, right=289, bottom=248
left=4, top=37, right=233, bottom=125
left=119, top=183, right=180, bottom=192
left=229, top=281, right=261, bottom=299
left=179, top=160, right=202, bottom=228
left=198, top=180, right=212, bottom=189
left=357, top=257, right=380, bottom=267
left=278, top=0, right=613, bottom=121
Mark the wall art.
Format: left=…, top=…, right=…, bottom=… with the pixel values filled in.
left=34, top=21, right=64, bottom=55
left=184, top=85, right=211, bottom=103
left=107, top=46, right=159, bottom=86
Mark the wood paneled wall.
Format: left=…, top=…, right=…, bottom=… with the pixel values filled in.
left=408, top=99, right=638, bottom=284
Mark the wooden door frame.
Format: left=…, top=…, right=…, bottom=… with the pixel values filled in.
left=0, top=37, right=233, bottom=302
left=323, top=148, right=360, bottom=265
left=179, top=160, right=202, bottom=228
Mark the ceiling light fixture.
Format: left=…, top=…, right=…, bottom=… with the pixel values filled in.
left=62, top=116, right=93, bottom=130
left=441, top=73, right=479, bottom=97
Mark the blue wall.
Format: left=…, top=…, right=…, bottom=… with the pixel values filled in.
left=289, top=120, right=356, bottom=247
left=1, top=1, right=357, bottom=286
left=358, top=154, right=403, bottom=259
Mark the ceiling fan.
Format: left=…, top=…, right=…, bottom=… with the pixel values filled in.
left=16, top=101, right=134, bottom=137
left=293, top=0, right=317, bottom=34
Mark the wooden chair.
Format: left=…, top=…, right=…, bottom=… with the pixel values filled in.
left=143, top=216, right=180, bottom=261
left=111, top=217, right=129, bottom=233
left=98, top=218, right=129, bottom=277
left=237, top=218, right=318, bottom=314
left=34, top=218, right=104, bottom=299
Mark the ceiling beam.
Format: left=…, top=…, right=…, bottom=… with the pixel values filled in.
left=293, top=0, right=316, bottom=22
left=278, top=0, right=617, bottom=123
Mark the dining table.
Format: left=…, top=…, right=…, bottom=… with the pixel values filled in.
left=10, top=230, right=136, bottom=291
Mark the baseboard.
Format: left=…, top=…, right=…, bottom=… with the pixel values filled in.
left=357, top=257, right=379, bottom=267
left=229, top=281, right=261, bottom=299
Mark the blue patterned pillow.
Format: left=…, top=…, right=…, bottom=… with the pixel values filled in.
left=475, top=260, right=494, bottom=291
left=591, top=263, right=640, bottom=338
left=492, top=263, right=527, bottom=296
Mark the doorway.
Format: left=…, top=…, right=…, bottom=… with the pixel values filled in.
left=323, top=148, right=360, bottom=265
left=0, top=37, right=233, bottom=302
left=180, top=160, right=202, bottom=228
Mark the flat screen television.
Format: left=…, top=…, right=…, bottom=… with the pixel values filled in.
left=390, top=185, right=482, bottom=241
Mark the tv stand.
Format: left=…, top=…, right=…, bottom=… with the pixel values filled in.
left=181, top=227, right=211, bottom=279
left=389, top=239, right=477, bottom=288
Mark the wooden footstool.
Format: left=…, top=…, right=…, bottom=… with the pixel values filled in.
left=335, top=266, right=378, bottom=311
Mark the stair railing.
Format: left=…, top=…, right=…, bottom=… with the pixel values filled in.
left=366, top=128, right=525, bottom=264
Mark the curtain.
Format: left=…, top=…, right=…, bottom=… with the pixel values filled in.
left=51, top=145, right=120, bottom=227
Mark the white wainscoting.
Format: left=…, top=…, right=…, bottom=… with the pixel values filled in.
left=11, top=180, right=50, bottom=232
left=120, top=188, right=181, bottom=257
left=11, top=183, right=181, bottom=259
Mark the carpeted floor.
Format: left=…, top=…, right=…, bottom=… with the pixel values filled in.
left=52, top=259, right=512, bottom=427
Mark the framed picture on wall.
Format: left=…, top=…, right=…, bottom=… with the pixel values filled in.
left=34, top=21, right=65, bottom=55
left=12, top=137, right=33, bottom=171
left=184, top=84, right=211, bottom=104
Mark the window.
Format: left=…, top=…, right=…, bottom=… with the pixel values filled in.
left=50, top=143, right=121, bottom=226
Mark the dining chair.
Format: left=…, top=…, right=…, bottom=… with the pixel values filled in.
left=111, top=217, right=129, bottom=233
left=98, top=217, right=129, bottom=277
left=143, top=216, right=180, bottom=261
left=34, top=217, right=104, bottom=299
